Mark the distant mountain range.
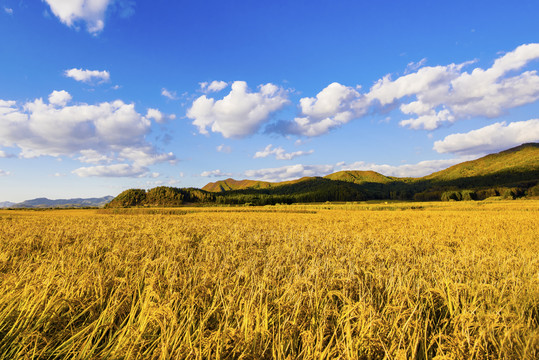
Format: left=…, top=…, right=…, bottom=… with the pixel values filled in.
left=203, top=143, right=539, bottom=194
left=0, top=196, right=114, bottom=209
left=106, top=143, right=539, bottom=207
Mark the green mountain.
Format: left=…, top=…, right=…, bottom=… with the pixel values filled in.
left=106, top=187, right=215, bottom=208
left=426, top=143, right=539, bottom=183
left=201, top=176, right=316, bottom=192
left=107, top=143, right=539, bottom=207
left=202, top=172, right=395, bottom=193
left=202, top=178, right=273, bottom=192
left=323, top=170, right=395, bottom=184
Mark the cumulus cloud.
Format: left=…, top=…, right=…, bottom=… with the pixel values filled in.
left=288, top=82, right=370, bottom=136
left=144, top=108, right=163, bottom=123
left=48, top=90, right=72, bottom=107
left=44, top=0, right=115, bottom=34
left=244, top=164, right=335, bottom=182
left=0, top=91, right=174, bottom=177
left=388, top=44, right=539, bottom=130
left=65, top=68, right=110, bottom=83
left=199, top=81, right=228, bottom=93
left=4, top=7, right=13, bottom=15
left=254, top=144, right=314, bottom=160
left=161, top=88, right=177, bottom=100
left=433, top=119, right=539, bottom=155
left=270, top=43, right=539, bottom=136
left=200, top=169, right=233, bottom=177
left=399, top=109, right=455, bottom=131
left=187, top=81, right=289, bottom=138
left=0, top=169, right=10, bottom=177
left=73, top=164, right=147, bottom=177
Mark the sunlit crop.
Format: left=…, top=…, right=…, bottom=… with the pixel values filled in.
left=0, top=201, right=537, bottom=359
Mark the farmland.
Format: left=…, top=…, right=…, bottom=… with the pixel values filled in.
left=0, top=201, right=537, bottom=359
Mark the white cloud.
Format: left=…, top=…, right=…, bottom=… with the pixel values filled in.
left=118, top=146, right=176, bottom=167
left=146, top=109, right=175, bottom=124
left=244, top=164, right=335, bottom=182
left=0, top=169, right=10, bottom=177
left=0, top=100, right=16, bottom=109
left=78, top=149, right=113, bottom=164
left=216, top=144, right=231, bottom=153
left=200, top=169, right=233, bottom=177
left=372, top=43, right=539, bottom=130
left=73, top=164, right=147, bottom=177
left=65, top=68, right=110, bottom=83
left=146, top=108, right=164, bottom=123
left=43, top=0, right=114, bottom=34
left=367, top=63, right=466, bottom=108
left=270, top=43, right=539, bottom=136
left=48, top=90, right=72, bottom=107
left=187, top=81, right=289, bottom=138
left=0, top=91, right=174, bottom=177
left=199, top=81, right=228, bottom=93
left=161, top=88, right=177, bottom=100
left=254, top=144, right=314, bottom=160
left=4, top=7, right=13, bottom=15
left=399, top=109, right=455, bottom=131
left=292, top=82, right=369, bottom=136
left=433, top=119, right=539, bottom=155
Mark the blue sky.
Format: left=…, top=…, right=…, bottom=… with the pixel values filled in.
left=1, top=0, right=539, bottom=202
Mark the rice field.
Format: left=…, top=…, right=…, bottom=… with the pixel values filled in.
left=0, top=201, right=537, bottom=359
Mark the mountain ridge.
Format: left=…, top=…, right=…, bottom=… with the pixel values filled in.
left=106, top=143, right=539, bottom=207
left=203, top=143, right=539, bottom=192
left=2, top=196, right=114, bottom=209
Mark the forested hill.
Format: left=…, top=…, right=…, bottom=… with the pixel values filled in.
left=107, top=143, right=539, bottom=207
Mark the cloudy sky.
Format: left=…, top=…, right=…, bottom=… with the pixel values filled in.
left=1, top=0, right=539, bottom=202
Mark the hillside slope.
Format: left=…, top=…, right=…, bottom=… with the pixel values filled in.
left=426, top=143, right=539, bottom=181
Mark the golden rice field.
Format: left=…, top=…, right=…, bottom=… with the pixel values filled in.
left=0, top=201, right=537, bottom=359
